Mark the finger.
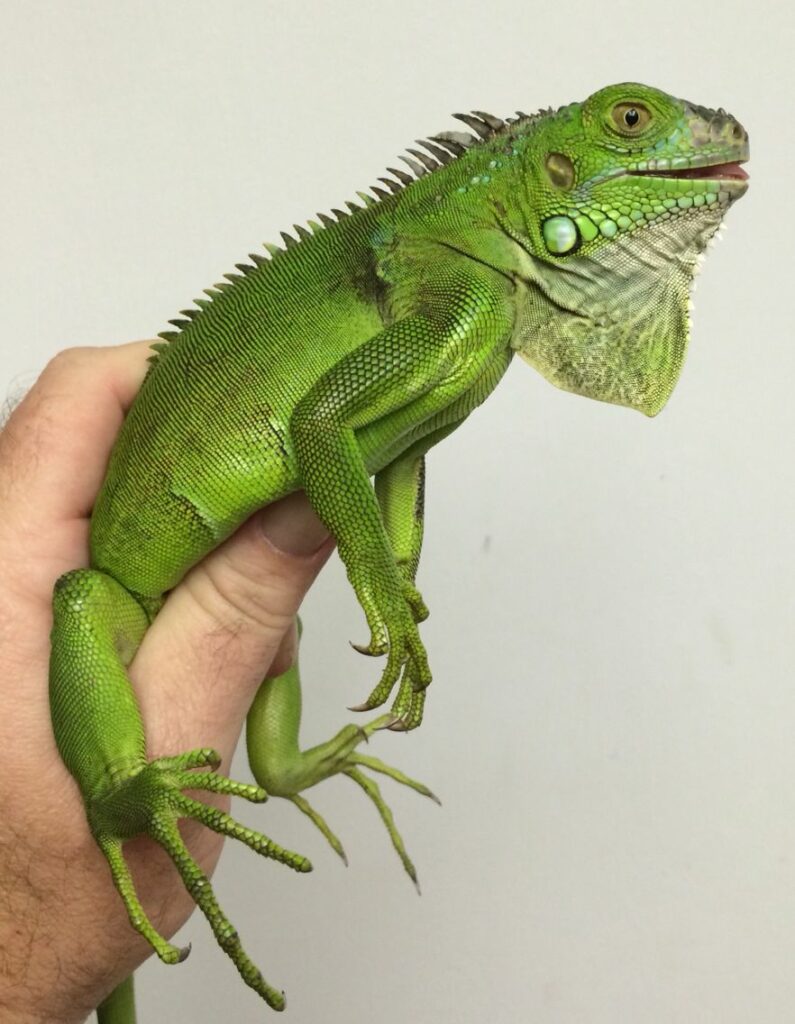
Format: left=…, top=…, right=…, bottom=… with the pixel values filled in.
left=0, top=341, right=153, bottom=529
left=131, top=490, right=332, bottom=760
left=0, top=342, right=154, bottom=606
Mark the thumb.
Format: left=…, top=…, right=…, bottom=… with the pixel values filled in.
left=130, top=491, right=332, bottom=761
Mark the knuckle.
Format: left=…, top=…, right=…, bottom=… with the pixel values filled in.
left=190, top=561, right=293, bottom=638
left=184, top=530, right=302, bottom=644
left=43, top=345, right=94, bottom=378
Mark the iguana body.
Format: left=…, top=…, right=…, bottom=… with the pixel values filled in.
left=48, top=83, right=748, bottom=1021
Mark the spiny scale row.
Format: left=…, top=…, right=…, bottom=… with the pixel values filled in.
left=155, top=105, right=553, bottom=349
left=222, top=109, right=537, bottom=263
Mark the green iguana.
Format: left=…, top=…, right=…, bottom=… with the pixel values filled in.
left=47, top=82, right=749, bottom=1022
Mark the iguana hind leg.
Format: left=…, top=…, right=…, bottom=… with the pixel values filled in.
left=50, top=568, right=308, bottom=1012
left=246, top=619, right=439, bottom=889
left=96, top=974, right=135, bottom=1024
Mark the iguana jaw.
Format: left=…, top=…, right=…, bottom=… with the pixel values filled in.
left=626, top=156, right=749, bottom=200
left=629, top=159, right=748, bottom=181
left=620, top=141, right=751, bottom=198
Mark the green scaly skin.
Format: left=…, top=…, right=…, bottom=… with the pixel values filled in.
left=46, top=82, right=748, bottom=1020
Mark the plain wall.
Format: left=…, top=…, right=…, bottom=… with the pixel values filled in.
left=2, top=2, right=792, bottom=1021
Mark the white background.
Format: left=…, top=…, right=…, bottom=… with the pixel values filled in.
left=1, top=2, right=792, bottom=1021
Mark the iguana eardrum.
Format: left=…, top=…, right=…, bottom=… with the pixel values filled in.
left=47, top=82, right=749, bottom=1021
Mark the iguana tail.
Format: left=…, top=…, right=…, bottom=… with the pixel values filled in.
left=96, top=975, right=136, bottom=1024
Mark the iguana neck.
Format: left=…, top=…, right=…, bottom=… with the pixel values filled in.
left=509, top=210, right=725, bottom=415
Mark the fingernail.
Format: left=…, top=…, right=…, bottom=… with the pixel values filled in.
left=258, top=491, right=331, bottom=557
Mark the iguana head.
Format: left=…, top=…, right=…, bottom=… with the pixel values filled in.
left=510, top=83, right=749, bottom=416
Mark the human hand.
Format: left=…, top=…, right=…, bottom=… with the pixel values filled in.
left=0, top=342, right=331, bottom=1023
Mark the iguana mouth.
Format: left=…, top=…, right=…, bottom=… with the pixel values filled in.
left=628, top=160, right=749, bottom=181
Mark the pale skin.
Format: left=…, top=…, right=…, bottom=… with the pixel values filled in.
left=0, top=341, right=332, bottom=1023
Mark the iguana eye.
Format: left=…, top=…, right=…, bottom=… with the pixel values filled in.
left=611, top=102, right=651, bottom=134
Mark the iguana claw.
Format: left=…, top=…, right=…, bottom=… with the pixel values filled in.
left=349, top=638, right=386, bottom=657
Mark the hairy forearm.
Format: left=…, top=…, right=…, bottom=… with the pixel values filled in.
left=0, top=828, right=94, bottom=1024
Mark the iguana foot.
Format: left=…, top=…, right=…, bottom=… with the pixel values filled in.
left=386, top=670, right=427, bottom=731
left=340, top=749, right=439, bottom=891
left=90, top=747, right=310, bottom=1011
left=247, top=666, right=438, bottom=890
left=350, top=649, right=427, bottom=731
left=401, top=578, right=430, bottom=624
left=348, top=576, right=432, bottom=714
left=364, top=577, right=429, bottom=730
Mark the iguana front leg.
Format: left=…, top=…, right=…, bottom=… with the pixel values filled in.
left=246, top=621, right=438, bottom=890
left=374, top=416, right=468, bottom=730
left=291, top=263, right=514, bottom=714
left=376, top=451, right=427, bottom=617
